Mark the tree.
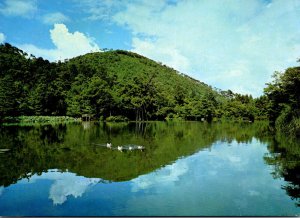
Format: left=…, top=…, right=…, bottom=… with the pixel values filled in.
left=66, top=75, right=114, bottom=118
left=264, top=66, right=300, bottom=136
left=0, top=75, right=19, bottom=118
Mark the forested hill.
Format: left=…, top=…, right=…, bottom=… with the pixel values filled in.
left=66, top=49, right=221, bottom=120
left=0, top=43, right=263, bottom=121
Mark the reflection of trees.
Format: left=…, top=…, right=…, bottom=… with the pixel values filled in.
left=0, top=121, right=270, bottom=187
left=134, top=122, right=147, bottom=137
left=0, top=124, right=68, bottom=186
left=39, top=124, right=67, bottom=144
left=264, top=135, right=300, bottom=206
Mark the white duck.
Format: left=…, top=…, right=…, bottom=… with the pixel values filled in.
left=129, top=146, right=133, bottom=151
left=106, top=143, right=112, bottom=148
left=117, top=146, right=123, bottom=152
left=137, top=145, right=144, bottom=150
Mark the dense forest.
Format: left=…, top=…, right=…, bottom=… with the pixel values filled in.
left=0, top=43, right=299, bottom=136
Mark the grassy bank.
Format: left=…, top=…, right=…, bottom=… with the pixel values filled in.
left=1, top=116, right=81, bottom=125
left=275, top=106, right=300, bottom=138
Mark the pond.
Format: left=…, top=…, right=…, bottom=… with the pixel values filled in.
left=0, top=121, right=299, bottom=216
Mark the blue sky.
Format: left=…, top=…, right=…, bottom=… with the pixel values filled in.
left=1, top=0, right=300, bottom=97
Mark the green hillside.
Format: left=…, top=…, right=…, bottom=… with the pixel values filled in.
left=65, top=50, right=220, bottom=120
left=0, top=43, right=260, bottom=122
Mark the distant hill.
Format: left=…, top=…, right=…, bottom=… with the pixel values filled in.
left=68, top=49, right=213, bottom=95
left=0, top=43, right=260, bottom=121
left=65, top=50, right=222, bottom=120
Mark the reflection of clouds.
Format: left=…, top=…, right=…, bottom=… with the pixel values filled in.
left=208, top=170, right=217, bottom=176
left=130, top=139, right=262, bottom=193
left=120, top=138, right=294, bottom=216
left=131, top=138, right=269, bottom=194
left=228, top=156, right=241, bottom=163
left=131, top=161, right=188, bottom=192
left=248, top=190, right=260, bottom=196
left=49, top=176, right=100, bottom=205
left=25, top=170, right=101, bottom=205
left=207, top=139, right=267, bottom=171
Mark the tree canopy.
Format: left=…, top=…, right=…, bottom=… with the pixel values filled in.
left=264, top=66, right=300, bottom=136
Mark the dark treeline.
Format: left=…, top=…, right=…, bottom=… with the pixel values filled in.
left=0, top=43, right=300, bottom=136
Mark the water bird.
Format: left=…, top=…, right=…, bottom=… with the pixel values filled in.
left=106, top=143, right=112, bottom=148
left=137, top=145, right=144, bottom=150
left=129, top=146, right=133, bottom=151
left=117, top=146, right=123, bottom=152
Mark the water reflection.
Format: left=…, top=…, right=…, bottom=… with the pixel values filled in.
left=125, top=139, right=293, bottom=216
left=0, top=121, right=300, bottom=215
left=0, top=186, right=3, bottom=196
left=38, top=170, right=102, bottom=205
left=131, top=160, right=189, bottom=192
left=264, top=134, right=300, bottom=207
left=82, top=121, right=91, bottom=130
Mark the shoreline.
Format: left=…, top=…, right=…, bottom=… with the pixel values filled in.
left=0, top=115, right=267, bottom=126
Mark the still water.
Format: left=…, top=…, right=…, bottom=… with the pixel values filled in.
left=0, top=121, right=299, bottom=216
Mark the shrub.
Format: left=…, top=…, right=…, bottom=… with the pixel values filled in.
left=1, top=116, right=81, bottom=124
left=276, top=105, right=300, bottom=137
left=165, top=113, right=184, bottom=121
left=105, top=115, right=129, bottom=122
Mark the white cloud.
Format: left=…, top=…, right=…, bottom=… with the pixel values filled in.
left=0, top=32, right=5, bottom=43
left=73, top=0, right=124, bottom=21
left=19, top=24, right=100, bottom=61
left=42, top=12, right=70, bottom=25
left=113, top=0, right=300, bottom=96
left=50, top=24, right=99, bottom=55
left=132, top=37, right=190, bottom=73
left=0, top=0, right=37, bottom=18
left=19, top=43, right=57, bottom=61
